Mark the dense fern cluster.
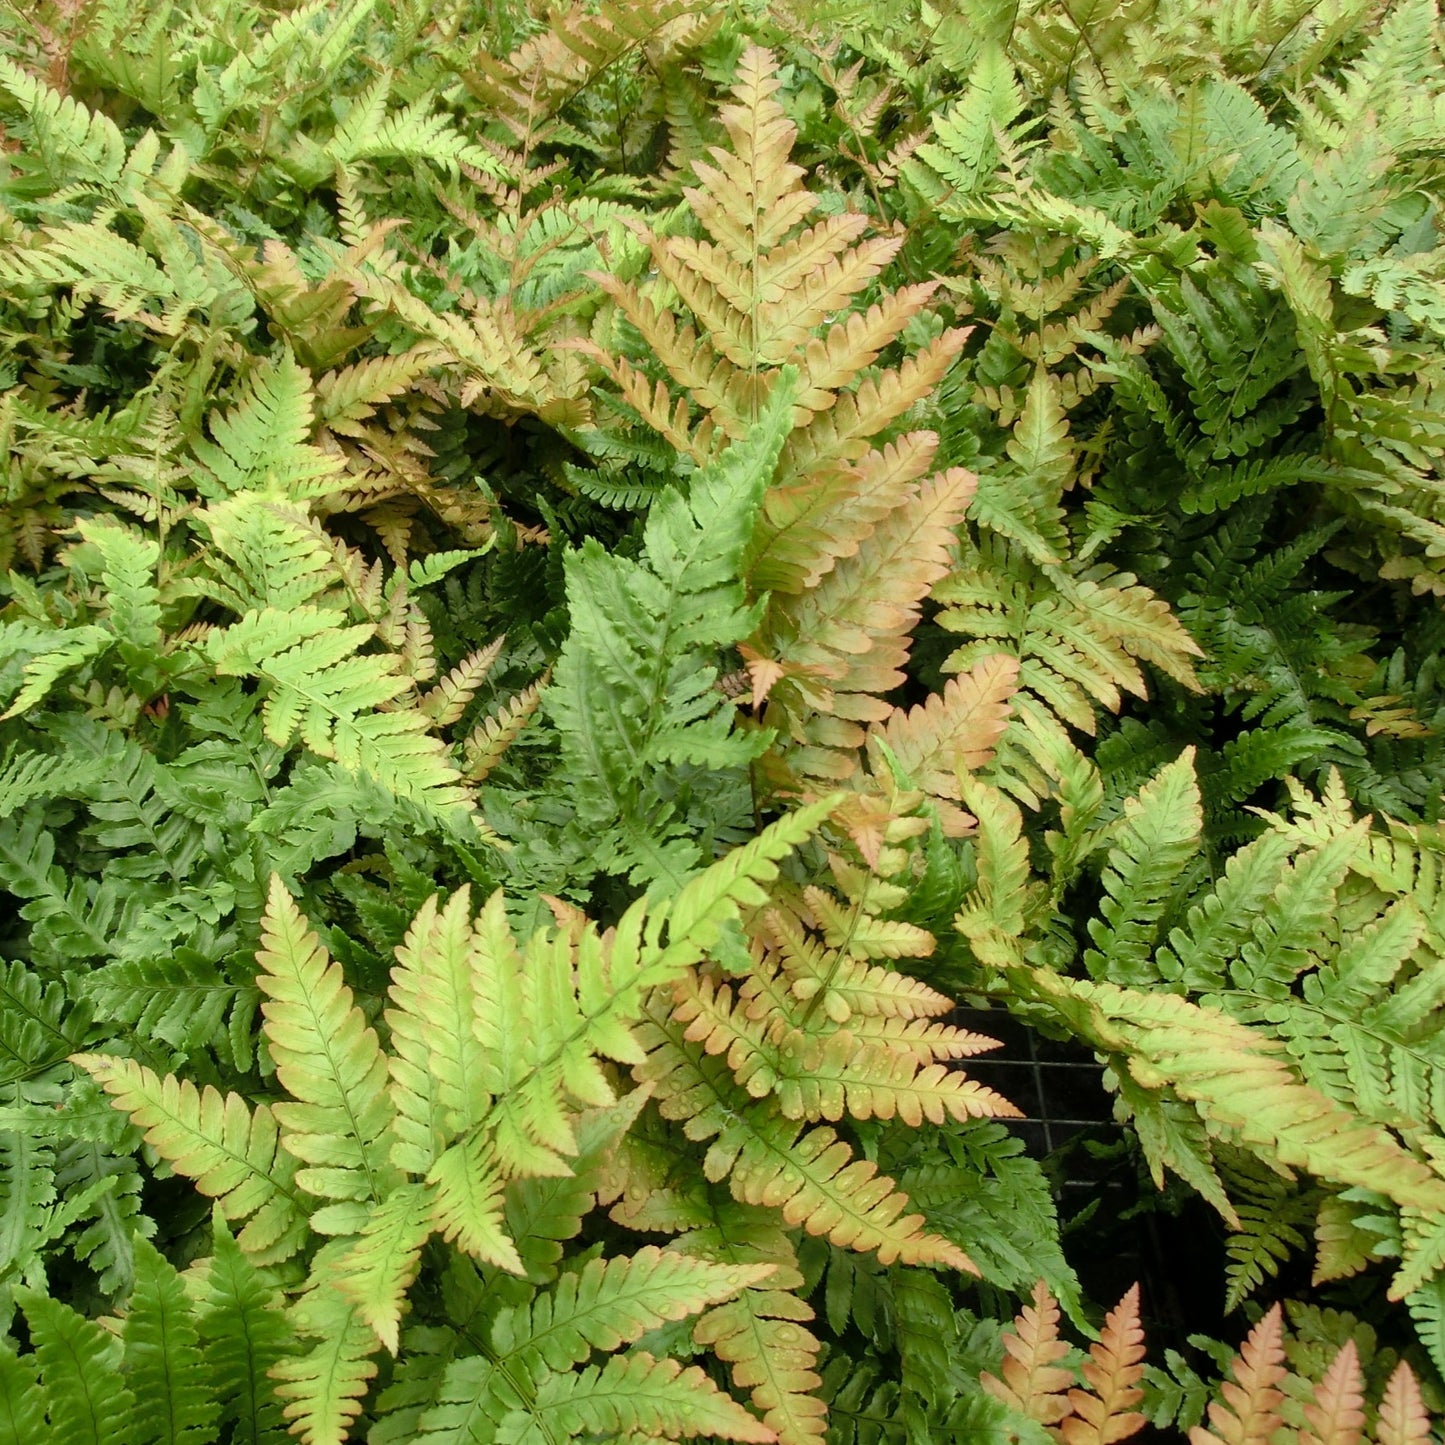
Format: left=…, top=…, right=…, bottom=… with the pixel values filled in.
left=3, top=0, right=1445, bottom=1439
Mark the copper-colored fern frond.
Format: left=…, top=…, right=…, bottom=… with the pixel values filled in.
left=664, top=875, right=1014, bottom=1133
left=637, top=1003, right=975, bottom=1270
left=753, top=468, right=977, bottom=793
left=1300, top=1339, right=1366, bottom=1445
left=696, top=1283, right=826, bottom=1445
left=581, top=45, right=1011, bottom=816
left=749, top=427, right=942, bottom=596
left=461, top=677, right=547, bottom=783
left=982, top=1281, right=1075, bottom=1425
left=1188, top=1303, right=1287, bottom=1445
left=417, top=636, right=504, bottom=727
left=866, top=653, right=1020, bottom=837
left=1375, top=1360, right=1431, bottom=1445
left=461, top=0, right=698, bottom=149
left=1061, top=1282, right=1147, bottom=1445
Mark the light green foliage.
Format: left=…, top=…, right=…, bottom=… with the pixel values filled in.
left=960, top=751, right=1445, bottom=1309
left=75, top=806, right=833, bottom=1440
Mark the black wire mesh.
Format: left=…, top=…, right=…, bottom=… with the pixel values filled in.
left=954, top=1005, right=1228, bottom=1344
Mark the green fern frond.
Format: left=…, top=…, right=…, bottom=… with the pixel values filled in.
left=204, top=600, right=475, bottom=817
left=1, top=626, right=113, bottom=721
left=0, top=957, right=89, bottom=1088
left=268, top=1269, right=376, bottom=1445
left=14, top=1286, right=138, bottom=1445
left=910, top=43, right=1028, bottom=201
left=1083, top=749, right=1203, bottom=987
left=121, top=1237, right=219, bottom=1445
left=195, top=1214, right=297, bottom=1445
left=385, top=887, right=490, bottom=1173
left=0, top=55, right=128, bottom=188
left=1219, top=1152, right=1316, bottom=1312
left=1025, top=970, right=1445, bottom=1224
left=548, top=376, right=793, bottom=878
left=0, top=747, right=99, bottom=820
left=497, top=1348, right=776, bottom=1443
left=192, top=354, right=346, bottom=502
left=74, top=1056, right=310, bottom=1264
left=0, top=1342, right=46, bottom=1445
left=73, top=516, right=161, bottom=651
left=254, top=876, right=399, bottom=1234
left=491, top=1246, right=770, bottom=1376
left=337, top=1182, right=433, bottom=1354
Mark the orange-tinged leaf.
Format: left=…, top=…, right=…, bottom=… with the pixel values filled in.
left=1061, top=1283, right=1147, bottom=1445
left=1376, top=1361, right=1431, bottom=1445
left=1188, top=1304, right=1287, bottom=1445
left=1300, top=1339, right=1364, bottom=1445
left=982, top=1282, right=1074, bottom=1425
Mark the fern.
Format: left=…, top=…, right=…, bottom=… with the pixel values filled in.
left=195, top=1214, right=297, bottom=1445
left=14, top=1286, right=138, bottom=1445
left=987, top=1283, right=1445, bottom=1445
left=73, top=1058, right=311, bottom=1265
left=546, top=376, right=793, bottom=880
left=73, top=804, right=832, bottom=1439
left=122, top=1237, right=219, bottom=1445
left=5, top=1, right=1445, bottom=1435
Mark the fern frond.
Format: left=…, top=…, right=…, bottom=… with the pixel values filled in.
left=417, top=637, right=503, bottom=727
left=192, top=353, right=345, bottom=501
left=0, top=1344, right=45, bottom=1445
left=255, top=876, right=398, bottom=1233
left=0, top=956, right=88, bottom=1086
left=1025, top=972, right=1445, bottom=1220
left=672, top=969, right=1012, bottom=1126
left=1376, top=1360, right=1430, bottom=1445
left=497, top=1349, right=775, bottom=1443
left=759, top=468, right=976, bottom=787
left=121, top=1238, right=218, bottom=1445
left=692, top=1235, right=825, bottom=1445
left=1083, top=750, right=1203, bottom=987
left=460, top=679, right=545, bottom=783
left=1300, top=1339, right=1365, bottom=1445
left=953, top=777, right=1034, bottom=967
left=205, top=595, right=474, bottom=817
left=1061, top=1283, right=1146, bottom=1445
left=0, top=747, right=95, bottom=820
left=72, top=515, right=162, bottom=680
left=195, top=1214, right=296, bottom=1445
left=912, top=43, right=1026, bottom=200
left=0, top=55, right=127, bottom=186
left=980, top=1281, right=1073, bottom=1425
left=316, top=347, right=445, bottom=437
left=386, top=887, right=489, bottom=1173
left=937, top=429, right=1205, bottom=734
left=15, top=1286, right=137, bottom=1445
left=337, top=1182, right=433, bottom=1354
left=866, top=653, right=1019, bottom=835
left=74, top=1055, right=309, bottom=1264
left=425, top=1130, right=521, bottom=1274
left=640, top=1011, right=970, bottom=1270
left=747, top=423, right=940, bottom=597
left=491, top=1246, right=770, bottom=1375
left=269, top=1276, right=375, bottom=1445
left=460, top=0, right=696, bottom=150
left=1221, top=1154, right=1314, bottom=1312
left=549, top=379, right=793, bottom=875
left=1187, top=1304, right=1286, bottom=1445
left=1, top=626, right=113, bottom=721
